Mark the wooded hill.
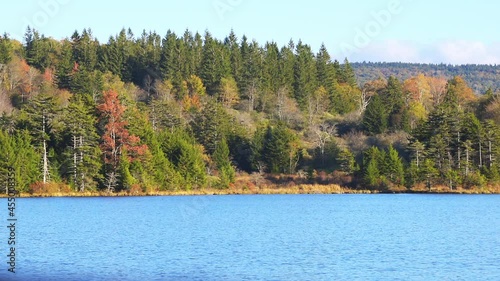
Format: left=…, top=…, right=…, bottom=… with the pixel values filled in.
left=0, top=28, right=499, bottom=194
left=352, top=62, right=499, bottom=94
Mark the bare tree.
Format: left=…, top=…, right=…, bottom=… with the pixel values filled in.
left=245, top=81, right=258, bottom=112
left=313, top=122, right=337, bottom=163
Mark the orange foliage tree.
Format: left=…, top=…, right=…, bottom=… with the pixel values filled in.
left=98, top=89, right=147, bottom=190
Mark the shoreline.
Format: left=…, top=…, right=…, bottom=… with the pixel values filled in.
left=2, top=184, right=498, bottom=198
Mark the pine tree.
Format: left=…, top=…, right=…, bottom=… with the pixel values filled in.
left=316, top=44, right=336, bottom=92
left=362, top=146, right=382, bottom=188
left=159, top=129, right=207, bottom=190
left=293, top=41, right=317, bottom=109
left=0, top=33, right=13, bottom=64
left=0, top=130, right=40, bottom=193
left=261, top=123, right=300, bottom=174
left=278, top=42, right=295, bottom=91
left=384, top=145, right=405, bottom=185
left=72, top=28, right=98, bottom=70
left=60, top=96, right=101, bottom=191
left=339, top=58, right=357, bottom=87
left=363, top=95, right=388, bottom=134
left=159, top=30, right=180, bottom=82
left=213, top=137, right=235, bottom=188
left=225, top=30, right=242, bottom=84
left=19, top=93, right=58, bottom=183
left=199, top=31, right=230, bottom=94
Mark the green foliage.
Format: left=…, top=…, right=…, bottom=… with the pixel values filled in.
left=384, top=145, right=405, bottom=185
left=0, top=130, right=40, bottom=192
left=191, top=100, right=232, bottom=155
left=159, top=129, right=207, bottom=189
left=118, top=149, right=136, bottom=190
left=59, top=95, right=102, bottom=191
left=0, top=28, right=498, bottom=193
left=213, top=137, right=235, bottom=188
left=260, top=123, right=301, bottom=174
left=362, top=146, right=383, bottom=188
left=363, top=95, right=388, bottom=134
left=0, top=34, right=13, bottom=64
left=293, top=41, right=317, bottom=109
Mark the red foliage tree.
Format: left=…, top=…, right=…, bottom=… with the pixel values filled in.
left=98, top=90, right=147, bottom=172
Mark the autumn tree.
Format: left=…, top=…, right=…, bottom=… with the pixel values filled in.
left=218, top=76, right=240, bottom=108
left=98, top=89, right=147, bottom=191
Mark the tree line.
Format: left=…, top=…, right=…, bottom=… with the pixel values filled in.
left=352, top=62, right=500, bottom=95
left=0, top=28, right=499, bottom=193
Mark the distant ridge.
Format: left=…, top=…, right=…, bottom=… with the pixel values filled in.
left=351, top=62, right=500, bottom=94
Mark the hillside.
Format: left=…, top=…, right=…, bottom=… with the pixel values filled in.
left=1, top=28, right=500, bottom=195
left=351, top=62, right=500, bottom=94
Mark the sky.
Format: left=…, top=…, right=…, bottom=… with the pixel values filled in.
left=1, top=0, right=499, bottom=64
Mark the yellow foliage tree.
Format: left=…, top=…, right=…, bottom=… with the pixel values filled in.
left=219, top=76, right=240, bottom=109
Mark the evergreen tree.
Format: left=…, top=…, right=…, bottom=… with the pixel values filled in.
left=278, top=42, right=295, bottom=91
left=0, top=33, right=13, bottom=64
left=362, top=146, right=383, bottom=188
left=199, top=31, right=230, bottom=94
left=293, top=41, right=317, bottom=109
left=71, top=28, right=99, bottom=70
left=261, top=123, right=300, bottom=174
left=339, top=58, right=357, bottom=87
left=159, top=128, right=207, bottom=189
left=384, top=145, right=405, bottom=185
left=60, top=96, right=102, bottom=191
left=316, top=43, right=336, bottom=92
left=19, top=93, right=59, bottom=183
left=213, top=137, right=235, bottom=188
left=0, top=130, right=40, bottom=192
left=159, top=30, right=180, bottom=82
left=225, top=30, right=242, bottom=84
left=363, top=95, right=388, bottom=134
left=55, top=40, right=75, bottom=89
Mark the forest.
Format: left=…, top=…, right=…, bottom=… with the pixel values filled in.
left=352, top=62, right=499, bottom=94
left=0, top=28, right=499, bottom=194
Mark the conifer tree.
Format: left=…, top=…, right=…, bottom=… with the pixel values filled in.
left=20, top=93, right=58, bottom=183
left=213, top=137, right=235, bottom=188
left=60, top=96, right=101, bottom=191
left=0, top=130, right=40, bottom=193
left=363, top=95, right=388, bottom=134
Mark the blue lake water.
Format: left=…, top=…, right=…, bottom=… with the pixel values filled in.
left=0, top=195, right=499, bottom=280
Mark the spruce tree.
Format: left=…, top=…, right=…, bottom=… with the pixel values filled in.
left=213, top=137, right=235, bottom=188
left=363, top=95, right=388, bottom=135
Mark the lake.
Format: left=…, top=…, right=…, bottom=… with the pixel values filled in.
left=0, top=195, right=499, bottom=280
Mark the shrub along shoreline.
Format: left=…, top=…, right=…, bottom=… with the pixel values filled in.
left=2, top=183, right=498, bottom=198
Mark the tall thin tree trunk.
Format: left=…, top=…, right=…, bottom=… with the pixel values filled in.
left=489, top=140, right=492, bottom=168
left=465, top=147, right=470, bottom=176
left=479, top=141, right=483, bottom=168
left=73, top=135, right=77, bottom=188
left=79, top=136, right=85, bottom=192
left=457, top=132, right=461, bottom=170
left=42, top=114, right=50, bottom=184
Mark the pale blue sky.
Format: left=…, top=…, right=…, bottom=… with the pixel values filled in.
left=1, top=0, right=499, bottom=64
